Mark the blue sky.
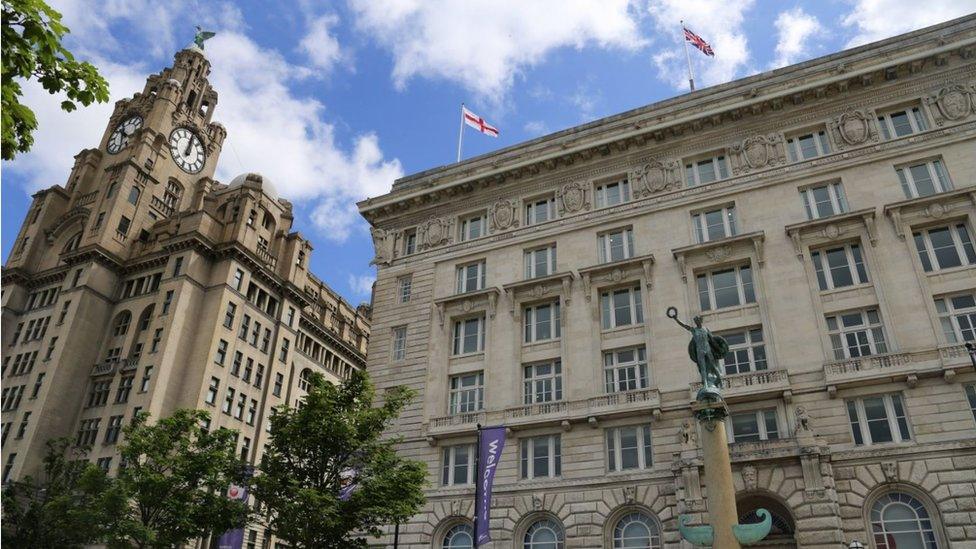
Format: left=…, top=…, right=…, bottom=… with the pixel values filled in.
left=3, top=0, right=973, bottom=304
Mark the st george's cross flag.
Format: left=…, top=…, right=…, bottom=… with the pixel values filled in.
left=684, top=26, right=714, bottom=57
left=462, top=106, right=500, bottom=137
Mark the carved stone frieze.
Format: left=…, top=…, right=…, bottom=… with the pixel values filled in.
left=556, top=180, right=590, bottom=215
left=829, top=107, right=880, bottom=149
left=629, top=158, right=681, bottom=197
left=418, top=216, right=453, bottom=250
left=489, top=198, right=519, bottom=233
left=925, top=83, right=976, bottom=126
left=728, top=134, right=786, bottom=175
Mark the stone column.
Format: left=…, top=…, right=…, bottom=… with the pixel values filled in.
left=694, top=400, right=741, bottom=549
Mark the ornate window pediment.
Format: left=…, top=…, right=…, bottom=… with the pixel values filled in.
left=578, top=253, right=655, bottom=299
left=883, top=187, right=976, bottom=240
left=785, top=207, right=878, bottom=258
left=433, top=287, right=500, bottom=327
left=672, top=231, right=764, bottom=282
left=503, top=271, right=575, bottom=319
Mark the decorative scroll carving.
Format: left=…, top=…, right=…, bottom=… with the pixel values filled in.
left=369, top=227, right=395, bottom=266
left=829, top=107, right=879, bottom=149
left=729, top=134, right=786, bottom=175
left=489, top=199, right=519, bottom=232
left=925, top=83, right=976, bottom=126
left=419, top=216, right=453, bottom=250
left=630, top=158, right=680, bottom=197
left=556, top=181, right=589, bottom=214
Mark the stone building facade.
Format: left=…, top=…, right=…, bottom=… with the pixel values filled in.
left=359, top=16, right=976, bottom=549
left=1, top=44, right=369, bottom=546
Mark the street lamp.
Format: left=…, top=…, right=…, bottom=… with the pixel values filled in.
left=849, top=541, right=865, bottom=549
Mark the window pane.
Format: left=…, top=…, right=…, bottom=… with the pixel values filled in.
left=826, top=248, right=854, bottom=287
left=929, top=228, right=962, bottom=269
left=863, top=397, right=894, bottom=443
left=619, top=427, right=639, bottom=470
left=732, top=413, right=761, bottom=442
left=711, top=270, right=741, bottom=309
left=908, top=164, right=936, bottom=197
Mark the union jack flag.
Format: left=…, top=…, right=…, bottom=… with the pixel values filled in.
left=684, top=27, right=714, bottom=57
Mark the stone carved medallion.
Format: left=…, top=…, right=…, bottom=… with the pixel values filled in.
left=881, top=461, right=898, bottom=482
left=822, top=223, right=843, bottom=240
left=704, top=245, right=733, bottom=263
left=489, top=199, right=519, bottom=232
left=925, top=203, right=947, bottom=219
left=631, top=158, right=680, bottom=197
left=531, top=284, right=548, bottom=299
left=926, top=83, right=975, bottom=125
left=557, top=181, right=589, bottom=214
left=420, top=216, right=452, bottom=249
left=831, top=108, right=877, bottom=148
left=730, top=134, right=786, bottom=175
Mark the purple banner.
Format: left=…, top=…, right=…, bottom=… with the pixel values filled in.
left=475, top=426, right=506, bottom=545
left=217, top=482, right=249, bottom=549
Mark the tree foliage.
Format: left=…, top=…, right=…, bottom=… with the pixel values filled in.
left=1, top=438, right=113, bottom=547
left=1, top=0, right=110, bottom=160
left=101, top=409, right=252, bottom=549
left=253, top=370, right=426, bottom=548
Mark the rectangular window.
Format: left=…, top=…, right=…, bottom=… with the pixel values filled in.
left=15, top=412, right=30, bottom=439
left=606, top=425, right=653, bottom=471
left=44, top=337, right=58, bottom=361
left=721, top=328, right=767, bottom=374
left=693, top=205, right=737, bottom=243
left=215, top=340, right=228, bottom=365
left=458, top=213, right=486, bottom=241
left=896, top=159, right=952, bottom=199
left=231, top=352, right=243, bottom=376
left=150, top=329, right=163, bottom=353
left=233, top=269, right=244, bottom=291
left=595, top=179, right=631, bottom=209
left=729, top=409, right=780, bottom=443
left=524, top=245, right=556, bottom=279
left=847, top=393, right=911, bottom=445
left=877, top=106, right=927, bottom=140
left=235, top=394, right=246, bottom=420
left=403, top=229, right=417, bottom=255
left=261, top=329, right=271, bottom=353
left=205, top=377, right=219, bottom=405
left=2, top=454, right=14, bottom=482
left=273, top=373, right=284, bottom=397
left=247, top=399, right=257, bottom=425
left=800, top=181, right=848, bottom=220
left=598, top=228, right=635, bottom=263
left=524, top=301, right=561, bottom=343
left=223, top=303, right=237, bottom=328
left=452, top=315, right=486, bottom=355
left=811, top=243, right=869, bottom=291
left=966, top=385, right=976, bottom=422
left=161, top=291, right=174, bottom=315
left=104, top=415, right=124, bottom=444
left=397, top=275, right=412, bottom=303
left=57, top=301, right=71, bottom=324
left=117, top=216, right=131, bottom=235
left=250, top=321, right=261, bottom=347
left=392, top=326, right=407, bottom=361
left=242, top=358, right=253, bottom=382
left=604, top=347, right=648, bottom=393
left=827, top=308, right=888, bottom=360
left=278, top=338, right=289, bottom=362
left=87, top=380, right=111, bottom=407
left=455, top=261, right=486, bottom=293
left=140, top=366, right=152, bottom=392
left=441, top=444, right=475, bottom=486
left=286, top=306, right=295, bottom=327
left=239, top=315, right=251, bottom=341
left=525, top=196, right=556, bottom=225
left=172, top=256, right=184, bottom=277
left=31, top=373, right=44, bottom=398
left=520, top=435, right=561, bottom=479
left=115, top=376, right=133, bottom=403
left=934, top=293, right=976, bottom=343
left=600, top=286, right=644, bottom=329
left=523, top=360, right=562, bottom=404
left=222, top=388, right=235, bottom=414
left=449, top=371, right=484, bottom=414
left=254, top=364, right=264, bottom=388
left=912, top=224, right=976, bottom=272
left=786, top=130, right=831, bottom=162
left=685, top=154, right=729, bottom=186
left=697, top=265, right=755, bottom=311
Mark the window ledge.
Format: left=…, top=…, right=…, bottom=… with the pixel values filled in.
left=884, top=187, right=976, bottom=239
left=925, top=263, right=976, bottom=278
left=819, top=282, right=874, bottom=297
left=672, top=231, right=765, bottom=281
left=578, top=253, right=656, bottom=298
left=785, top=207, right=878, bottom=258
left=503, top=271, right=575, bottom=310
left=434, top=287, right=500, bottom=327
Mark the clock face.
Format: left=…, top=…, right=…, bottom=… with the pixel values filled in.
left=168, top=128, right=206, bottom=173
left=107, top=115, right=143, bottom=154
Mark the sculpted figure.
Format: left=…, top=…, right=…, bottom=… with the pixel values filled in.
left=667, top=307, right=729, bottom=402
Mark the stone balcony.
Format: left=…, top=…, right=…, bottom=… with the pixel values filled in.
left=75, top=190, right=98, bottom=207
left=150, top=195, right=175, bottom=217
left=823, top=345, right=969, bottom=396
left=729, top=437, right=800, bottom=462
left=91, top=360, right=117, bottom=377
left=255, top=246, right=278, bottom=269
left=424, top=387, right=661, bottom=440
left=119, top=358, right=139, bottom=372
left=690, top=369, right=792, bottom=403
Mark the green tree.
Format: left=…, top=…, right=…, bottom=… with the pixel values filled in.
left=1, top=0, right=109, bottom=160
left=253, top=370, right=426, bottom=548
left=101, top=409, right=252, bottom=549
left=1, top=438, right=113, bottom=547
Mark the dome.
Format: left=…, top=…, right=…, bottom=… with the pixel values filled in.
left=229, top=172, right=280, bottom=201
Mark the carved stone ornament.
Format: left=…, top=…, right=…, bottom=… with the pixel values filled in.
left=729, top=134, right=786, bottom=175
left=704, top=245, right=733, bottom=263
left=532, top=495, right=544, bottom=510
left=623, top=485, right=637, bottom=504
left=924, top=203, right=947, bottom=219
left=419, top=216, right=453, bottom=250
left=630, top=158, right=680, bottom=197
left=926, top=83, right=976, bottom=126
left=881, top=461, right=899, bottom=483
left=489, top=199, right=519, bottom=232
left=821, top=223, right=843, bottom=240
left=369, top=227, right=395, bottom=266
left=556, top=181, right=590, bottom=214
left=831, top=107, right=878, bottom=148
left=742, top=465, right=758, bottom=491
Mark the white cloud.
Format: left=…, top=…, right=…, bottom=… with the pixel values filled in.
left=349, top=0, right=646, bottom=101
left=645, top=0, right=756, bottom=90
left=841, top=0, right=973, bottom=47
left=299, top=13, right=348, bottom=74
left=347, top=272, right=376, bottom=297
left=523, top=120, right=550, bottom=136
left=6, top=1, right=402, bottom=243
left=771, top=7, right=824, bottom=69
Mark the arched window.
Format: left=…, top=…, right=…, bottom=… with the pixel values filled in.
left=870, top=492, right=939, bottom=549
left=163, top=180, right=183, bottom=210
left=612, top=512, right=662, bottom=549
left=62, top=232, right=82, bottom=253
left=737, top=494, right=796, bottom=546
left=523, top=518, right=564, bottom=549
left=442, top=523, right=473, bottom=549
left=137, top=305, right=155, bottom=332
left=113, top=311, right=132, bottom=337
left=299, top=368, right=313, bottom=391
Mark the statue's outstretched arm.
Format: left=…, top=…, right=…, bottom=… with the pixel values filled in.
left=674, top=318, right=693, bottom=332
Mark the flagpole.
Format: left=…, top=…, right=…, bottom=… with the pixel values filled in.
left=473, top=423, right=482, bottom=548
left=456, top=103, right=466, bottom=163
left=680, top=20, right=696, bottom=92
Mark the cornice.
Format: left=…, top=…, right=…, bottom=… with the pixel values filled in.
left=785, top=208, right=879, bottom=258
